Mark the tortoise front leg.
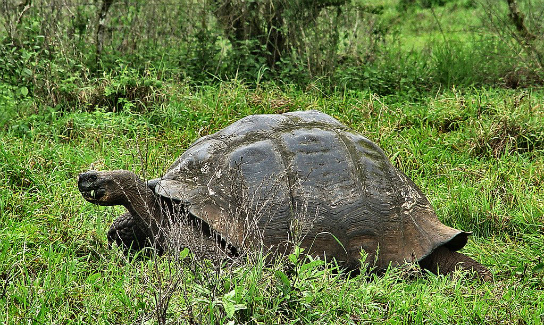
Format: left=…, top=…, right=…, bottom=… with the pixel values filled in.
left=419, top=246, right=492, bottom=281
left=108, top=212, right=158, bottom=254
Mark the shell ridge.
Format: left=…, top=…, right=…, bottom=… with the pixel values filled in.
left=269, top=134, right=297, bottom=224
left=333, top=129, right=371, bottom=258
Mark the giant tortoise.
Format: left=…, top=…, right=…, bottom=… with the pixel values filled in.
left=78, top=110, right=491, bottom=280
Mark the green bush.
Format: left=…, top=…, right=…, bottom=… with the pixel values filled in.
left=1, top=0, right=543, bottom=102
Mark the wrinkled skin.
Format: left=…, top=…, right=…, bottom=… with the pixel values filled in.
left=107, top=212, right=150, bottom=253
left=78, top=170, right=163, bottom=245
left=79, top=170, right=232, bottom=262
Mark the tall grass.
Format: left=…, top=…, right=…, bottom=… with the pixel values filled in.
left=1, top=80, right=542, bottom=323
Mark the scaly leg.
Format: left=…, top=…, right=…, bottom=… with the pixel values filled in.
left=419, top=246, right=492, bottom=281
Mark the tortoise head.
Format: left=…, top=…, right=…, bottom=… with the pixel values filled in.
left=78, top=170, right=143, bottom=206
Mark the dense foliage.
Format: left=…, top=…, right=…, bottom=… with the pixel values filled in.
left=1, top=0, right=543, bottom=104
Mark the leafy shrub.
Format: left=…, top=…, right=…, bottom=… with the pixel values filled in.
left=1, top=0, right=543, bottom=102
left=398, top=0, right=456, bottom=11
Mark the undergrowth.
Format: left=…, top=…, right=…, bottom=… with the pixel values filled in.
left=0, top=81, right=543, bottom=323
left=1, top=0, right=543, bottom=108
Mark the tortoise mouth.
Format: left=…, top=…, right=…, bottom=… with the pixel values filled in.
left=80, top=188, right=106, bottom=202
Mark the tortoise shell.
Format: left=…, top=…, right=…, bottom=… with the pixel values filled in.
left=154, top=110, right=468, bottom=270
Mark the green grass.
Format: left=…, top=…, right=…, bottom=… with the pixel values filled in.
left=1, top=0, right=542, bottom=323
left=0, top=81, right=543, bottom=324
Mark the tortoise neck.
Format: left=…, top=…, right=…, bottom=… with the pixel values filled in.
left=122, top=179, right=165, bottom=248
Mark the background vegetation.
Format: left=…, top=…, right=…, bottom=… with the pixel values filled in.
left=1, top=0, right=543, bottom=102
left=0, top=0, right=543, bottom=324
